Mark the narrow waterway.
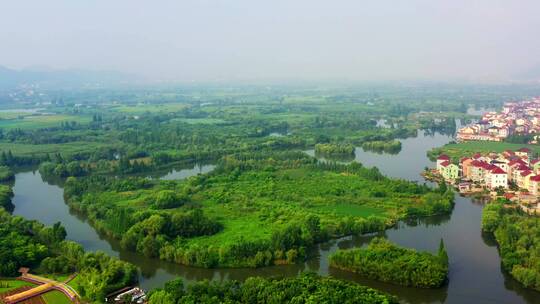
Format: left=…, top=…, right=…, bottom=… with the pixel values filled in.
left=9, top=132, right=540, bottom=303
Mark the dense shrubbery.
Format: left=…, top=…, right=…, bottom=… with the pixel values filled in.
left=329, top=238, right=449, bottom=288
left=361, top=140, right=402, bottom=154
left=505, top=134, right=535, bottom=144
left=405, top=191, right=454, bottom=218
left=148, top=272, right=398, bottom=304
left=315, top=143, right=355, bottom=155
left=482, top=202, right=540, bottom=291
left=120, top=209, right=223, bottom=259
left=0, top=185, right=14, bottom=212
left=40, top=243, right=137, bottom=302
left=153, top=190, right=187, bottom=209
left=0, top=165, right=14, bottom=181
left=0, top=208, right=49, bottom=276
left=39, top=161, right=88, bottom=178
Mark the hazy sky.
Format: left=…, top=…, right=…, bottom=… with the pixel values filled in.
left=1, top=0, right=540, bottom=82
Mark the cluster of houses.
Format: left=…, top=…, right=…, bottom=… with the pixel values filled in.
left=457, top=98, right=540, bottom=142
left=436, top=148, right=540, bottom=197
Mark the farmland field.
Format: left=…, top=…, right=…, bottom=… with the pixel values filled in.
left=0, top=114, right=90, bottom=130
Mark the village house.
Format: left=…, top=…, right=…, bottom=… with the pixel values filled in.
left=440, top=161, right=459, bottom=181
left=486, top=166, right=508, bottom=189
left=435, top=147, right=540, bottom=199
left=457, top=98, right=540, bottom=142
left=460, top=157, right=473, bottom=179
left=436, top=155, right=450, bottom=171
left=516, top=147, right=531, bottom=159
left=529, top=175, right=540, bottom=195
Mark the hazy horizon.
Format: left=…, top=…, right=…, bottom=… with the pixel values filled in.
left=2, top=0, right=540, bottom=83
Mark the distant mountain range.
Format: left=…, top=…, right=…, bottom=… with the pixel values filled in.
left=0, top=65, right=137, bottom=89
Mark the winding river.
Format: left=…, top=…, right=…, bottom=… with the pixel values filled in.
left=10, top=132, right=540, bottom=303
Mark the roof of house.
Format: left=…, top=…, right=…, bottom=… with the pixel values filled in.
left=521, top=170, right=533, bottom=176
left=531, top=159, right=540, bottom=165
left=518, top=147, right=531, bottom=152
left=504, top=193, right=515, bottom=199
left=516, top=164, right=531, bottom=171
left=491, top=167, right=506, bottom=174
left=509, top=159, right=527, bottom=167
left=529, top=175, right=540, bottom=182
left=440, top=161, right=450, bottom=167
left=437, top=154, right=450, bottom=160
left=472, top=160, right=494, bottom=170
left=471, top=160, right=484, bottom=167
left=472, top=153, right=482, bottom=159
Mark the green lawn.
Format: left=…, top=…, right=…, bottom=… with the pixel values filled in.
left=66, top=275, right=81, bottom=292
left=0, top=279, right=35, bottom=293
left=42, top=290, right=72, bottom=304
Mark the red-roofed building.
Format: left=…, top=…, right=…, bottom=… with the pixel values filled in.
left=436, top=155, right=451, bottom=172
left=516, top=147, right=531, bottom=159
left=521, top=170, right=532, bottom=177
left=470, top=160, right=492, bottom=182
left=504, top=193, right=515, bottom=200
left=437, top=160, right=459, bottom=180
left=437, top=154, right=450, bottom=160
left=529, top=175, right=540, bottom=195
left=518, top=170, right=533, bottom=189
left=486, top=166, right=508, bottom=189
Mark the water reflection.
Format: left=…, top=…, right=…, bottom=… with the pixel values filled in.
left=156, top=164, right=215, bottom=180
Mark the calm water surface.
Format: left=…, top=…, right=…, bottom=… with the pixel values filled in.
left=10, top=132, right=540, bottom=303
